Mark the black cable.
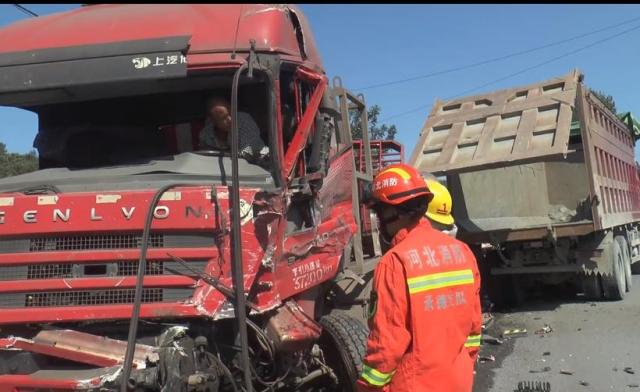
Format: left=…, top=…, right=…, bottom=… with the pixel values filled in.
left=355, top=14, right=640, bottom=91
left=119, top=182, right=195, bottom=392
left=12, top=4, right=38, bottom=17
left=380, top=22, right=640, bottom=123
left=211, top=353, right=241, bottom=392
left=230, top=62, right=254, bottom=392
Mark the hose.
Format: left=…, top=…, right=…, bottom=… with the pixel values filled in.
left=120, top=182, right=196, bottom=392
left=229, top=62, right=254, bottom=392
left=210, top=351, right=241, bottom=392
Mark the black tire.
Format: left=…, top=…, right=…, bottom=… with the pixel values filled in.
left=616, top=235, right=632, bottom=292
left=581, top=272, right=603, bottom=300
left=632, top=260, right=640, bottom=275
left=317, top=312, right=368, bottom=391
left=602, top=238, right=626, bottom=300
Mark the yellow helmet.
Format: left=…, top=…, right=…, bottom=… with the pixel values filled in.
left=424, top=178, right=455, bottom=226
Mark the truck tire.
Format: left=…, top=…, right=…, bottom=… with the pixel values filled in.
left=615, top=235, right=632, bottom=292
left=632, top=260, right=640, bottom=275
left=581, top=272, right=602, bottom=300
left=602, top=238, right=626, bottom=300
left=318, top=313, right=368, bottom=391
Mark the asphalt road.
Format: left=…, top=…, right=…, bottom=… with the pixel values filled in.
left=474, top=276, right=640, bottom=392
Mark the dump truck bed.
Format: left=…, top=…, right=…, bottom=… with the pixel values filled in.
left=409, top=70, right=640, bottom=241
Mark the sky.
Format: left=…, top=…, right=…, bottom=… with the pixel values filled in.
left=1, top=4, right=640, bottom=160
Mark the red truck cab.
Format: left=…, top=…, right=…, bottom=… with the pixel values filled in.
left=0, top=5, right=378, bottom=391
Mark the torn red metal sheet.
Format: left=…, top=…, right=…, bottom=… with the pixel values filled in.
left=0, top=366, right=122, bottom=391
left=0, top=329, right=156, bottom=369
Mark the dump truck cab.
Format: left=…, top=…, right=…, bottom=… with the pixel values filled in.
left=0, top=5, right=381, bottom=391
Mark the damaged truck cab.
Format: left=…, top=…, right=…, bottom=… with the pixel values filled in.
left=0, top=4, right=381, bottom=391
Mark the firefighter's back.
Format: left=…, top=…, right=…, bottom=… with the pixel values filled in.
left=389, top=220, right=480, bottom=392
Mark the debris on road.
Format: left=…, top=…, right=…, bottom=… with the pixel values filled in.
left=529, top=366, right=552, bottom=373
left=543, top=351, right=551, bottom=356
left=624, top=367, right=635, bottom=374
left=560, top=370, right=574, bottom=375
left=482, top=334, right=504, bottom=345
left=515, top=381, right=551, bottom=392
left=535, top=325, right=553, bottom=335
left=479, top=355, right=496, bottom=363
left=502, top=328, right=528, bottom=338
left=628, top=384, right=639, bottom=388
left=579, top=381, right=590, bottom=386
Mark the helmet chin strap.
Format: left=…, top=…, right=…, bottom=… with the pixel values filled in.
left=378, top=211, right=401, bottom=243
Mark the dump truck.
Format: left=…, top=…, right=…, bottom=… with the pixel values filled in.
left=410, top=70, right=640, bottom=303
left=0, top=4, right=386, bottom=391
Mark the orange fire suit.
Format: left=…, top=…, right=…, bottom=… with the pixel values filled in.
left=357, top=218, right=481, bottom=392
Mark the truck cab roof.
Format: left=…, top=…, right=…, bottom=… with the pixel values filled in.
left=0, top=4, right=323, bottom=71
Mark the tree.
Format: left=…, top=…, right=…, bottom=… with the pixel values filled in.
left=0, top=142, right=38, bottom=178
left=591, top=89, right=617, bottom=115
left=350, top=104, right=398, bottom=141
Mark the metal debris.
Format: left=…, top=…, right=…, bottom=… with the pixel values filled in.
left=579, top=381, right=590, bottom=386
left=624, top=367, right=635, bottom=375
left=535, top=325, right=553, bottom=335
left=628, top=384, right=640, bottom=388
left=529, top=366, right=551, bottom=374
left=514, top=381, right=551, bottom=392
left=543, top=352, right=551, bottom=356
left=479, top=355, right=496, bottom=363
left=502, top=328, right=528, bottom=338
left=482, top=334, right=504, bottom=345
left=560, top=370, right=574, bottom=375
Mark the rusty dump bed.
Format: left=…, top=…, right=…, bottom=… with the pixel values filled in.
left=410, top=70, right=640, bottom=242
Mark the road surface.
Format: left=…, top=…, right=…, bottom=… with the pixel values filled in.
left=474, top=276, right=640, bottom=392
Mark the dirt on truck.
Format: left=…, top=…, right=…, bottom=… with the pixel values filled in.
left=409, top=70, right=640, bottom=305
left=0, top=4, right=387, bottom=391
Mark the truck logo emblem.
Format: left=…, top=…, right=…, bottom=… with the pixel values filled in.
left=132, top=57, right=151, bottom=69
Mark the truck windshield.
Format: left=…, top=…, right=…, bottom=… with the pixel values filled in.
left=0, top=77, right=276, bottom=191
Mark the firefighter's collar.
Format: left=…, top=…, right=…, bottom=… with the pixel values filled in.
left=391, top=218, right=432, bottom=246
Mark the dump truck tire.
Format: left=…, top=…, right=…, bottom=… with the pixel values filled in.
left=632, top=260, right=640, bottom=275
left=615, top=235, right=632, bottom=292
left=581, top=272, right=603, bottom=300
left=602, top=238, right=626, bottom=300
left=319, top=313, right=368, bottom=391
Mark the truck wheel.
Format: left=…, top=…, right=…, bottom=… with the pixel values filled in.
left=318, top=312, right=368, bottom=391
left=581, top=272, right=602, bottom=300
left=615, top=235, right=632, bottom=292
left=602, top=238, right=626, bottom=300
left=632, top=260, right=640, bottom=275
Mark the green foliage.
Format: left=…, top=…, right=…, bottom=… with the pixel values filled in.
left=0, top=142, right=38, bottom=178
left=591, top=89, right=617, bottom=115
left=350, top=104, right=397, bottom=141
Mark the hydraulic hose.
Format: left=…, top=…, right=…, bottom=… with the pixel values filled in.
left=230, top=62, right=254, bottom=392
left=120, top=182, right=195, bottom=392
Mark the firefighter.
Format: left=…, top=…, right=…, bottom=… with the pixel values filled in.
left=357, top=163, right=481, bottom=392
left=424, top=177, right=458, bottom=238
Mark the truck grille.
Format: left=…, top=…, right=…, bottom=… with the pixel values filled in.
left=0, top=288, right=194, bottom=308
left=0, top=261, right=208, bottom=281
left=28, top=263, right=74, bottom=279
left=0, top=233, right=214, bottom=254
left=29, top=233, right=164, bottom=252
